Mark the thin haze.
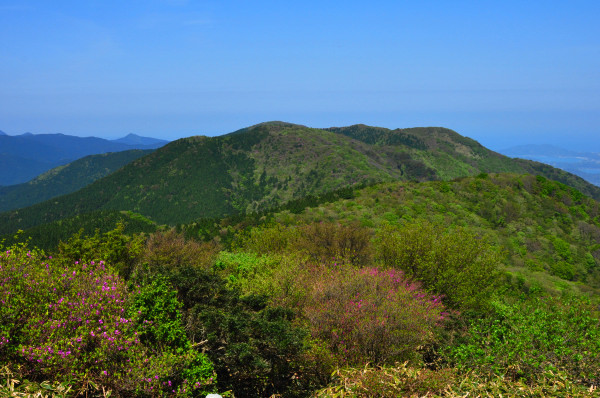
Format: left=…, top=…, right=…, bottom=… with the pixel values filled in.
left=1, top=0, right=599, bottom=151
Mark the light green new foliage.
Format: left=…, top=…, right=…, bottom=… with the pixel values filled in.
left=214, top=251, right=279, bottom=294
left=445, top=295, right=600, bottom=386
left=375, top=220, right=503, bottom=310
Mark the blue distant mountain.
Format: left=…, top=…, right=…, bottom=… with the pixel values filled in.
left=499, top=144, right=600, bottom=187
left=0, top=130, right=7, bottom=136
left=0, top=131, right=169, bottom=186
left=111, top=133, right=168, bottom=147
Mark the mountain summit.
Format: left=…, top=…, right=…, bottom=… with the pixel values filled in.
left=0, top=121, right=598, bottom=235
left=110, top=133, right=169, bottom=148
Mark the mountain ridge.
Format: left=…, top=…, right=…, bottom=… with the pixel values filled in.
left=0, top=132, right=168, bottom=185
left=1, top=121, right=599, bottom=236
left=110, top=133, right=169, bottom=147
left=0, top=149, right=153, bottom=212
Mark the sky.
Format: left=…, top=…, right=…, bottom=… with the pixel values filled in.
left=1, top=0, right=599, bottom=151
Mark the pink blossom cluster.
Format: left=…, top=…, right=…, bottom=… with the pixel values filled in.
left=305, top=265, right=447, bottom=364
left=0, top=246, right=214, bottom=396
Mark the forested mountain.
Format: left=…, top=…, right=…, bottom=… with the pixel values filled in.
left=0, top=149, right=153, bottom=212
left=1, top=121, right=599, bottom=236
left=3, top=172, right=600, bottom=397
left=327, top=124, right=600, bottom=193
left=0, top=132, right=167, bottom=185
left=3, top=123, right=600, bottom=397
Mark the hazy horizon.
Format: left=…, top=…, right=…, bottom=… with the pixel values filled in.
left=1, top=1, right=599, bottom=152
left=1, top=117, right=598, bottom=154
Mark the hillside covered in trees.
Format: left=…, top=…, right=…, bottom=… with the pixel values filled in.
left=1, top=122, right=599, bottom=236
left=0, top=149, right=153, bottom=212
left=2, top=174, right=600, bottom=396
left=2, top=123, right=600, bottom=397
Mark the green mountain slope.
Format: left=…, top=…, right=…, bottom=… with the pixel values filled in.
left=327, top=124, right=600, bottom=197
left=0, top=132, right=165, bottom=185
left=0, top=149, right=153, bottom=212
left=263, top=173, right=600, bottom=293
left=1, top=122, right=599, bottom=235
left=3, top=210, right=157, bottom=251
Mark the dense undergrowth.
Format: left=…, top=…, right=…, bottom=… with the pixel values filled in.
left=2, top=174, right=600, bottom=397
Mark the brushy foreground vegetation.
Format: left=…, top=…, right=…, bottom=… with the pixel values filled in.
left=2, top=174, right=600, bottom=397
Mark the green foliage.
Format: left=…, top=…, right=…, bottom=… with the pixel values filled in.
left=234, top=221, right=373, bottom=267
left=58, top=222, right=145, bottom=279
left=233, top=223, right=300, bottom=254
left=375, top=221, right=502, bottom=310
left=193, top=296, right=308, bottom=397
left=0, top=243, right=216, bottom=397
left=444, top=295, right=600, bottom=385
left=326, top=124, right=427, bottom=150
left=283, top=174, right=600, bottom=292
left=0, top=210, right=156, bottom=252
left=135, top=229, right=220, bottom=280
left=4, top=121, right=600, bottom=397
left=214, top=251, right=279, bottom=293
left=128, top=278, right=216, bottom=395
left=132, top=241, right=314, bottom=397
left=295, top=222, right=373, bottom=266
left=4, top=122, right=600, bottom=239
left=128, top=278, right=189, bottom=352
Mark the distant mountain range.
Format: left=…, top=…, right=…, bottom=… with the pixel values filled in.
left=110, top=133, right=169, bottom=147
left=499, top=144, right=600, bottom=187
left=1, top=121, right=599, bottom=237
left=0, top=132, right=168, bottom=186
left=0, top=149, right=153, bottom=212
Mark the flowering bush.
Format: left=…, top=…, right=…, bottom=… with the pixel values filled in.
left=0, top=244, right=216, bottom=396
left=304, top=264, right=447, bottom=365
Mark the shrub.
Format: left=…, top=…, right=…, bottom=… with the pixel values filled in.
left=296, top=222, right=373, bottom=266
left=304, top=264, right=447, bottom=365
left=375, top=221, right=502, bottom=310
left=133, top=254, right=315, bottom=397
left=444, top=295, right=600, bottom=385
left=138, top=229, right=220, bottom=276
left=0, top=244, right=216, bottom=396
left=233, top=223, right=299, bottom=254
left=192, top=298, right=308, bottom=397
left=213, top=251, right=279, bottom=294
left=57, top=223, right=144, bottom=279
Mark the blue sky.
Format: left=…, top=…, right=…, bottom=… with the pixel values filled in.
left=1, top=0, right=599, bottom=150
